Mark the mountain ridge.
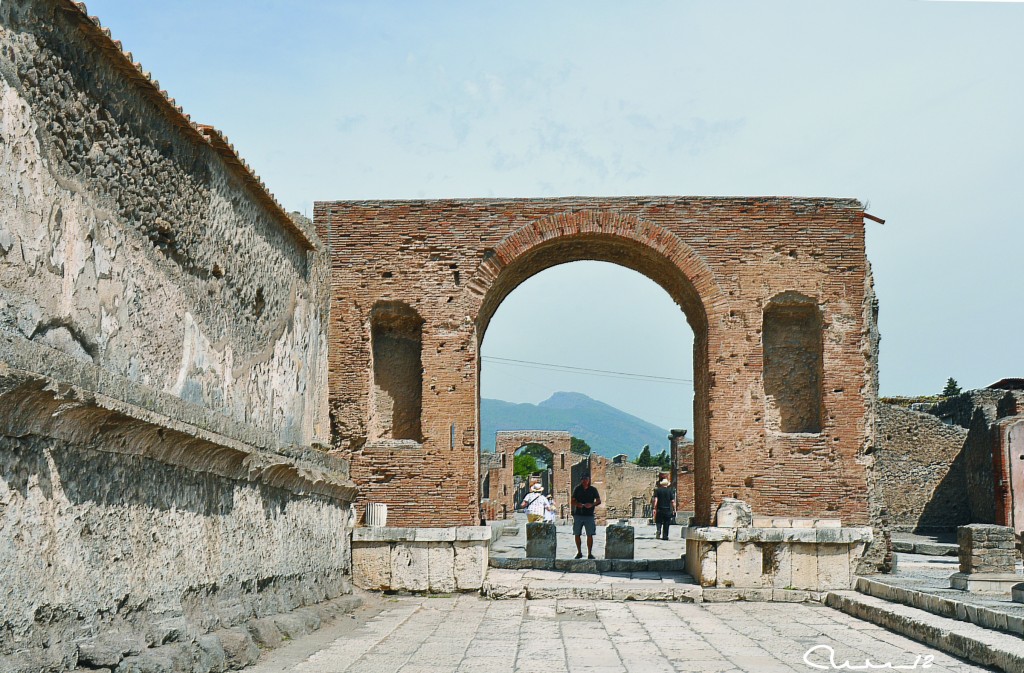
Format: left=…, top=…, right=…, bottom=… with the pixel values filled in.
left=480, top=392, right=673, bottom=459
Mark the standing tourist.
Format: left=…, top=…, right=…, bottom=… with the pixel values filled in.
left=652, top=478, right=675, bottom=540
left=521, top=483, right=550, bottom=523
left=571, top=474, right=601, bottom=559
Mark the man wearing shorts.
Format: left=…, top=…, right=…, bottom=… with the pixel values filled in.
left=571, top=474, right=601, bottom=559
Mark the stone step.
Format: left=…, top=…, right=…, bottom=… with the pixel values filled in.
left=891, top=539, right=958, bottom=557
left=482, top=576, right=702, bottom=602
left=855, top=576, right=1024, bottom=638
left=825, top=590, right=1024, bottom=673
left=488, top=557, right=685, bottom=573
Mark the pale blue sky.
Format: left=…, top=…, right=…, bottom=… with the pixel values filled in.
left=86, top=0, right=1023, bottom=431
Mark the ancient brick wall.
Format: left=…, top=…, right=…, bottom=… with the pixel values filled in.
left=993, top=416, right=1024, bottom=531
left=318, top=198, right=874, bottom=527
left=0, top=3, right=353, bottom=669
left=873, top=403, right=969, bottom=532
left=670, top=430, right=695, bottom=513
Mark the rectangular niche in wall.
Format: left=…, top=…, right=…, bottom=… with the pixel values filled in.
left=763, top=297, right=823, bottom=434
left=369, top=302, right=424, bottom=442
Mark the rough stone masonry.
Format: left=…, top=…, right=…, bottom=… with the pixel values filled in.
left=0, top=2, right=356, bottom=670
left=316, top=199, right=879, bottom=530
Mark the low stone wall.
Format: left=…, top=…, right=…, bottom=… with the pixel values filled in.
left=351, top=527, right=490, bottom=592
left=684, top=520, right=872, bottom=592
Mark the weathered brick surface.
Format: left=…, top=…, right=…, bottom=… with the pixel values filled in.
left=670, top=430, right=696, bottom=513
left=316, top=198, right=874, bottom=527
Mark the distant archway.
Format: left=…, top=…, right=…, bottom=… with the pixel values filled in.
left=484, top=431, right=573, bottom=520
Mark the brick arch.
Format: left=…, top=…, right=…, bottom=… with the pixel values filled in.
left=467, top=210, right=726, bottom=338
left=318, top=196, right=873, bottom=528
left=469, top=210, right=726, bottom=524
left=488, top=431, right=575, bottom=520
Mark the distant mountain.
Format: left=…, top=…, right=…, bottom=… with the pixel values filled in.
left=480, top=392, right=671, bottom=459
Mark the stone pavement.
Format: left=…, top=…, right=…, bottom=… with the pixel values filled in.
left=489, top=514, right=685, bottom=561
left=246, top=593, right=988, bottom=673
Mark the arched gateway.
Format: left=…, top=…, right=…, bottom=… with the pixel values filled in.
left=315, top=198, right=875, bottom=529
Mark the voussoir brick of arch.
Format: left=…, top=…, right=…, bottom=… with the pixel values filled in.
left=475, top=210, right=727, bottom=327
left=489, top=211, right=722, bottom=295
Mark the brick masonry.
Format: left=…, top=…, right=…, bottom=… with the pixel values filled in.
left=315, top=198, right=875, bottom=527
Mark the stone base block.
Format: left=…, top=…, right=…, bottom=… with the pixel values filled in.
left=949, top=572, right=1023, bottom=593
left=351, top=526, right=490, bottom=592
left=605, top=524, right=634, bottom=560
left=526, top=522, right=557, bottom=559
left=684, top=526, right=871, bottom=592
left=1013, top=583, right=1024, bottom=603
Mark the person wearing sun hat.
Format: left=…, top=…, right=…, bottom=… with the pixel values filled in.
left=652, top=477, right=675, bottom=541
left=521, top=482, right=551, bottom=523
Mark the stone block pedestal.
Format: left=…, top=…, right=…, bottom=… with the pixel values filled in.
left=605, top=524, right=634, bottom=560
left=526, top=522, right=556, bottom=559
left=1012, top=583, right=1024, bottom=603
left=351, top=527, right=491, bottom=592
left=949, top=524, right=1020, bottom=593
left=683, top=524, right=872, bottom=592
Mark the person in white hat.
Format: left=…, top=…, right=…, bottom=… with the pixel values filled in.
left=652, top=478, right=676, bottom=541
left=521, top=482, right=551, bottom=523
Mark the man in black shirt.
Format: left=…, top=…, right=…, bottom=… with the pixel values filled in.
left=652, top=478, right=676, bottom=540
left=571, top=474, right=601, bottom=559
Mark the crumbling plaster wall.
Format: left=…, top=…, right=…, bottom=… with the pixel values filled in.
left=0, top=0, right=329, bottom=446
left=0, top=432, right=352, bottom=668
left=0, top=2, right=350, bottom=669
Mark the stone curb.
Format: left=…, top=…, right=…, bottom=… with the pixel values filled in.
left=855, top=576, right=1024, bottom=637
left=825, top=591, right=1024, bottom=673
left=480, top=579, right=822, bottom=603
left=891, top=539, right=959, bottom=557
left=488, top=557, right=685, bottom=572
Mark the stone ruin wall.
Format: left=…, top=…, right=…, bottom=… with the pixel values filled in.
left=317, top=197, right=875, bottom=528
left=872, top=403, right=969, bottom=532
left=0, top=0, right=329, bottom=445
left=0, top=2, right=354, bottom=670
left=602, top=459, right=661, bottom=519
left=959, top=390, right=1024, bottom=527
